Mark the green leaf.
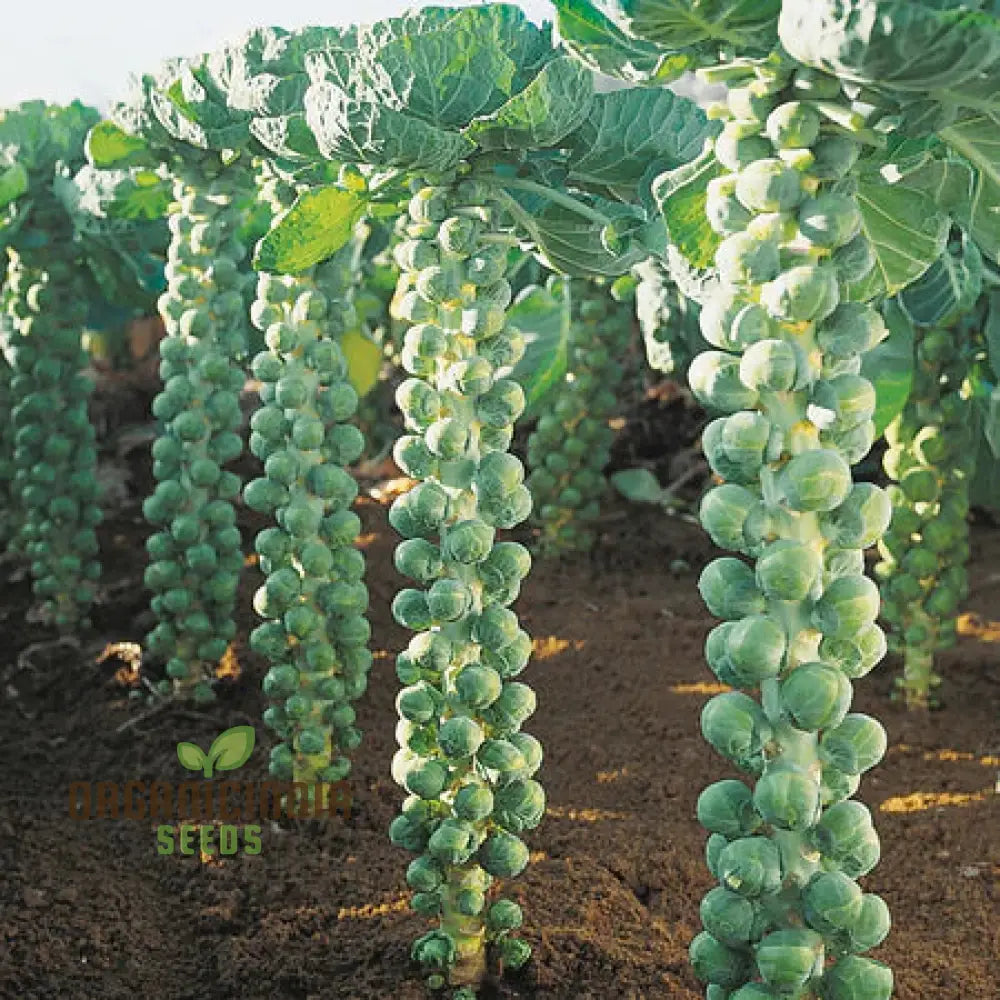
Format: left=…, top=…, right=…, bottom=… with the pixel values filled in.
left=986, top=291, right=1000, bottom=382
left=508, top=282, right=571, bottom=417
left=304, top=82, right=475, bottom=174
left=205, top=725, right=256, bottom=777
left=565, top=88, right=718, bottom=198
left=254, top=184, right=366, bottom=273
left=862, top=298, right=915, bottom=436
left=780, top=0, right=1000, bottom=97
left=611, top=468, right=665, bottom=505
left=939, top=115, right=1000, bottom=263
left=177, top=741, right=207, bottom=773
left=580, top=0, right=781, bottom=55
left=250, top=114, right=321, bottom=160
left=552, top=0, right=692, bottom=84
left=984, top=385, right=1000, bottom=459
left=0, top=164, right=28, bottom=210
left=651, top=143, right=723, bottom=270
left=849, top=174, right=950, bottom=300
left=85, top=120, right=155, bottom=169
left=899, top=233, right=983, bottom=327
left=465, top=57, right=594, bottom=152
left=358, top=22, right=518, bottom=129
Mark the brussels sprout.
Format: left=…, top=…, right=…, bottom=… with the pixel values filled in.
left=778, top=450, right=852, bottom=512
left=781, top=662, right=852, bottom=731
left=702, top=692, right=773, bottom=771
left=760, top=265, right=839, bottom=323
left=739, top=339, right=799, bottom=391
left=753, top=764, right=820, bottom=831
left=699, top=558, right=766, bottom=620
left=690, top=351, right=761, bottom=413
left=755, top=928, right=824, bottom=993
left=700, top=886, right=764, bottom=947
left=716, top=836, right=782, bottom=898
left=735, top=159, right=803, bottom=213
left=697, top=780, right=762, bottom=839
left=689, top=932, right=751, bottom=989
left=797, top=194, right=862, bottom=250
left=755, top=540, right=822, bottom=601
left=820, top=956, right=893, bottom=1000
left=700, top=484, right=758, bottom=553
left=715, top=233, right=781, bottom=285
left=820, top=714, right=887, bottom=775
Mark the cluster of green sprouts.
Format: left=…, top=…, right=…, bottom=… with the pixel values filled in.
left=246, top=169, right=372, bottom=796
left=690, top=61, right=893, bottom=1000
left=526, top=277, right=632, bottom=555
left=877, top=321, right=976, bottom=709
left=388, top=177, right=540, bottom=994
left=143, top=158, right=249, bottom=701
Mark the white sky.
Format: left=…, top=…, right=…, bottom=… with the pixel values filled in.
left=0, top=0, right=553, bottom=110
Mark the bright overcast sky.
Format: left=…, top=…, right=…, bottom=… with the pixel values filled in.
left=0, top=0, right=553, bottom=110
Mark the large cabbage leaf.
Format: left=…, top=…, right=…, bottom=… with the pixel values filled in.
left=552, top=0, right=781, bottom=70
left=780, top=1, right=1000, bottom=100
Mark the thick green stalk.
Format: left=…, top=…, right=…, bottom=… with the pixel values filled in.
left=245, top=169, right=372, bottom=807
left=526, top=278, right=631, bottom=556
left=388, top=177, right=541, bottom=995
left=690, top=64, right=893, bottom=1000
left=2, top=240, right=101, bottom=630
left=877, top=324, right=976, bottom=709
left=142, top=158, right=250, bottom=701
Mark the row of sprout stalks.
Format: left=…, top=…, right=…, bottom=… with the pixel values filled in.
left=3, top=4, right=1000, bottom=998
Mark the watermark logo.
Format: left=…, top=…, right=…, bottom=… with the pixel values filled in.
left=69, top=724, right=352, bottom=858
left=176, top=725, right=255, bottom=779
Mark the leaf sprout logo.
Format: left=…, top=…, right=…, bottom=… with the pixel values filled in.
left=176, top=725, right=255, bottom=779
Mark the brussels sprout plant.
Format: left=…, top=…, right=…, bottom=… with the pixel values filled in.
left=246, top=166, right=373, bottom=799
left=526, top=276, right=634, bottom=555
left=0, top=101, right=105, bottom=630
left=877, top=237, right=984, bottom=708
left=556, top=0, right=1000, bottom=995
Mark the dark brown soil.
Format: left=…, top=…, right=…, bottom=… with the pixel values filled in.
left=1, top=443, right=998, bottom=999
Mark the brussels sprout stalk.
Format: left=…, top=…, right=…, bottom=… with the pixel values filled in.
left=389, top=175, right=540, bottom=993
left=690, top=64, right=894, bottom=1000
left=526, top=277, right=632, bottom=556
left=877, top=321, right=977, bottom=709
left=1, top=244, right=102, bottom=629
left=246, top=167, right=372, bottom=805
left=143, top=158, right=251, bottom=701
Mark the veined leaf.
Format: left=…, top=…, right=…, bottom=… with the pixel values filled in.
left=849, top=174, right=950, bottom=300
left=465, top=57, right=594, bottom=151
left=566, top=88, right=718, bottom=196
left=986, top=290, right=1000, bottom=381
left=250, top=114, right=321, bottom=160
left=85, top=121, right=155, bottom=169
left=253, top=184, right=366, bottom=273
left=651, top=143, right=723, bottom=270
left=304, top=82, right=474, bottom=173
left=899, top=233, right=983, bottom=327
left=780, top=0, right=1000, bottom=95
left=508, top=282, right=571, bottom=416
left=939, top=114, right=1000, bottom=263
left=863, top=298, right=915, bottom=436
left=552, top=0, right=692, bottom=84
left=359, top=25, right=518, bottom=129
